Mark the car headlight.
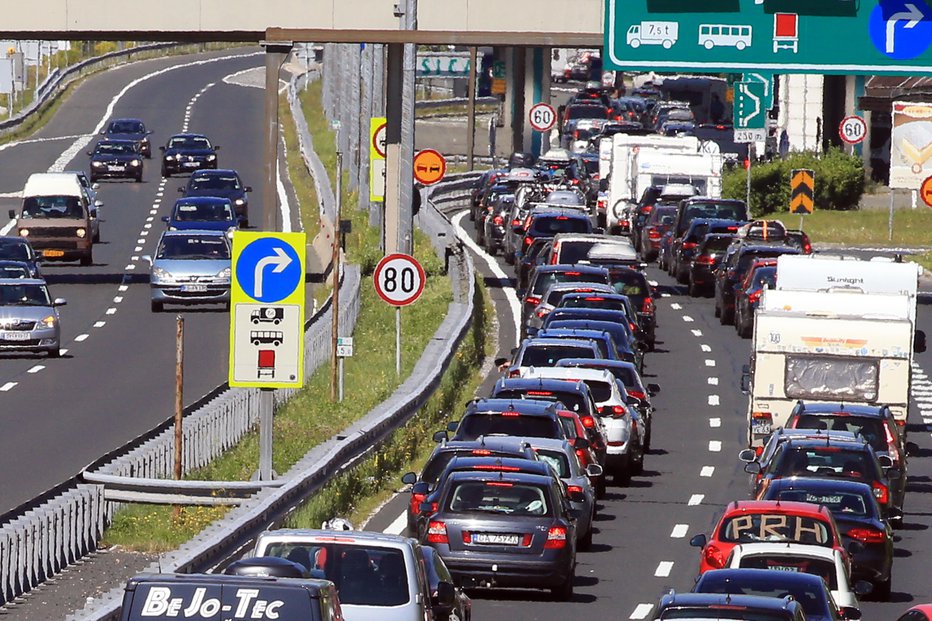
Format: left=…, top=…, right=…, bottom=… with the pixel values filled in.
left=216, top=267, right=231, bottom=279
left=165, top=154, right=176, bottom=161
left=91, top=161, right=104, bottom=167
left=168, top=226, right=178, bottom=231
left=207, top=154, right=216, bottom=161
left=39, top=315, right=56, bottom=329
left=130, top=159, right=141, bottom=166
left=152, top=266, right=174, bottom=282
left=234, top=198, right=245, bottom=206
left=76, top=228, right=87, bottom=238
left=19, top=229, right=28, bottom=237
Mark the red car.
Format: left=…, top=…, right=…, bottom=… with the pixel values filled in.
left=896, top=604, right=932, bottom=621
left=688, top=500, right=848, bottom=575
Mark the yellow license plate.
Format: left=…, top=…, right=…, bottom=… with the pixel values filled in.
left=43, top=250, right=65, bottom=258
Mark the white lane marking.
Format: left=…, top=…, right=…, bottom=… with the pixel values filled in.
left=27, top=365, right=45, bottom=374
left=701, top=344, right=711, bottom=352
left=383, top=511, right=407, bottom=536
left=141, top=229, right=149, bottom=236
left=75, top=334, right=89, bottom=342
left=452, top=211, right=520, bottom=345
left=709, top=440, right=722, bottom=452
left=277, top=136, right=294, bottom=233
left=146, top=216, right=154, bottom=222
left=671, top=524, right=689, bottom=538
left=114, top=296, right=123, bottom=303
left=708, top=395, right=720, bottom=406
left=125, top=264, right=136, bottom=270
left=701, top=466, right=715, bottom=477
left=0, top=382, right=17, bottom=391
left=688, top=494, right=705, bottom=506
left=93, top=321, right=106, bottom=328
left=655, top=561, right=674, bottom=577
left=106, top=308, right=117, bottom=315
left=630, top=604, right=654, bottom=620
left=131, top=255, right=139, bottom=261
left=683, top=315, right=694, bottom=323
left=691, top=329, right=702, bottom=336
left=670, top=303, right=682, bottom=310
left=118, top=285, right=128, bottom=292
left=705, top=359, right=716, bottom=367
left=144, top=223, right=152, bottom=229
left=710, top=417, right=721, bottom=428
left=60, top=348, right=68, bottom=355
left=0, top=220, right=16, bottom=235
left=708, top=377, right=719, bottom=385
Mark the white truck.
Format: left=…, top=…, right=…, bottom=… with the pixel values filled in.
left=742, top=255, right=926, bottom=446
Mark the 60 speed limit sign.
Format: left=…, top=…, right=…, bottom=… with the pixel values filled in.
left=373, top=253, right=426, bottom=306
left=839, top=115, right=867, bottom=145
left=529, top=102, right=557, bottom=132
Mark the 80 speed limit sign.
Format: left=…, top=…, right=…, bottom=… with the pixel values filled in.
left=529, top=102, right=557, bottom=132
left=839, top=115, right=867, bottom=145
left=373, top=253, right=426, bottom=306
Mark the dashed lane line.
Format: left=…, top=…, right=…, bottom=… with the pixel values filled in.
left=74, top=334, right=89, bottom=342
left=688, top=494, right=704, bottom=506
left=671, top=524, right=689, bottom=538
left=710, top=417, right=721, bottom=428
left=708, top=395, right=720, bottom=406
left=704, top=359, right=716, bottom=367
left=0, top=382, right=17, bottom=391
left=655, top=562, right=674, bottom=577
left=700, top=466, right=715, bottom=477
left=630, top=604, right=654, bottom=620
left=700, top=344, right=711, bottom=352
left=709, top=440, right=722, bottom=452
left=708, top=377, right=719, bottom=385
left=27, top=365, right=44, bottom=374
left=683, top=315, right=694, bottom=322
left=691, top=329, right=702, bottom=336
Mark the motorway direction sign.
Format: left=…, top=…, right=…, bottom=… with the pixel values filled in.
left=416, top=53, right=471, bottom=77
left=529, top=102, right=557, bottom=132
left=733, top=81, right=767, bottom=143
left=890, top=100, right=932, bottom=189
left=790, top=169, right=815, bottom=215
left=373, top=253, right=425, bottom=306
left=229, top=231, right=307, bottom=389
left=839, top=115, right=867, bottom=145
left=369, top=117, right=387, bottom=202
left=604, top=0, right=932, bottom=75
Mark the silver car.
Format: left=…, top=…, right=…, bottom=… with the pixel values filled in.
left=0, top=278, right=66, bottom=357
left=144, top=229, right=231, bottom=312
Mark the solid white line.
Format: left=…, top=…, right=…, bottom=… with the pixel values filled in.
left=688, top=494, right=705, bottom=506
left=0, top=382, right=16, bottom=391
left=708, top=395, right=720, bottom=406
left=0, top=219, right=15, bottom=235
left=709, top=417, right=721, bottom=428
left=452, top=211, right=520, bottom=345
left=709, top=440, right=722, bottom=452
left=630, top=604, right=654, bottom=620
left=701, top=466, right=715, bottom=477
left=683, top=315, right=694, bottom=323
left=106, top=308, right=117, bottom=315
left=655, top=561, right=674, bottom=577
left=277, top=139, right=294, bottom=233
left=671, top=524, right=689, bottom=538
left=75, top=334, right=89, bottom=342
left=705, top=359, right=716, bottom=367
left=708, top=377, right=719, bottom=385
left=701, top=344, right=711, bottom=352
left=691, top=329, right=702, bottom=336
left=93, top=321, right=106, bottom=328
left=383, top=511, right=407, bottom=536
left=27, top=365, right=44, bottom=374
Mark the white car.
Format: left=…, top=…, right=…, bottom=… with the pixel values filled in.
left=518, top=366, right=645, bottom=485
left=726, top=542, right=871, bottom=615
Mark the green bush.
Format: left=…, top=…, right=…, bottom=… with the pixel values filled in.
left=723, top=149, right=865, bottom=216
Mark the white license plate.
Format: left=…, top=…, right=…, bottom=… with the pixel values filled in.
left=752, top=422, right=772, bottom=436
left=472, top=533, right=519, bottom=545
left=769, top=565, right=801, bottom=573
left=180, top=284, right=208, bottom=292
left=1, top=332, right=31, bottom=341
left=107, top=165, right=125, bottom=172
left=183, top=161, right=199, bottom=167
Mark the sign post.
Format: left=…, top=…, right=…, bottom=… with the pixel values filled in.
left=373, top=253, right=426, bottom=375
left=336, top=337, right=353, bottom=402
left=790, top=168, right=815, bottom=230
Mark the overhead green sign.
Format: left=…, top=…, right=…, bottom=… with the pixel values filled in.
left=734, top=82, right=767, bottom=130
left=604, top=0, right=932, bottom=75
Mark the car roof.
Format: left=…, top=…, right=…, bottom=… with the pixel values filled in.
left=0, top=237, right=29, bottom=246
left=722, top=500, right=833, bottom=519
left=529, top=208, right=590, bottom=219
left=783, top=435, right=871, bottom=449
left=557, top=358, right=638, bottom=372
left=731, top=542, right=837, bottom=561
left=168, top=132, right=209, bottom=139
left=495, top=377, right=588, bottom=392
left=444, top=470, right=558, bottom=486
left=435, top=437, right=534, bottom=454
left=445, top=455, right=550, bottom=475
left=548, top=308, right=628, bottom=320
left=659, top=591, right=800, bottom=614
left=467, top=398, right=558, bottom=415
left=538, top=328, right=612, bottom=341
left=736, top=244, right=801, bottom=255
left=128, top=573, right=332, bottom=593
left=522, top=337, right=601, bottom=350
left=525, top=436, right=576, bottom=453
left=561, top=292, right=629, bottom=301
left=110, top=117, right=144, bottom=123
left=256, top=529, right=414, bottom=547
left=533, top=264, right=608, bottom=275
left=765, top=476, right=875, bottom=496
left=542, top=282, right=614, bottom=294
left=699, top=568, right=825, bottom=587
left=191, top=169, right=240, bottom=176
left=794, top=403, right=889, bottom=417
left=552, top=233, right=608, bottom=242
left=521, top=366, right=616, bottom=383
left=96, top=139, right=138, bottom=146
left=174, top=196, right=233, bottom=205
left=160, top=229, right=229, bottom=238
left=0, top=278, right=46, bottom=286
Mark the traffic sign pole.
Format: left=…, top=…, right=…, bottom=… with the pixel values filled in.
left=331, top=151, right=343, bottom=402
left=396, top=307, right=402, bottom=376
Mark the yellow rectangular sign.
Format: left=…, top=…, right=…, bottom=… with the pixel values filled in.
left=370, top=117, right=387, bottom=202
left=229, top=231, right=307, bottom=388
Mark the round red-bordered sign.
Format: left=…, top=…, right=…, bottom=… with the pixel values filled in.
left=839, top=115, right=867, bottom=145
left=373, top=253, right=426, bottom=306
left=528, top=102, right=557, bottom=132
left=413, top=149, right=446, bottom=185
left=372, top=121, right=387, bottom=158
left=921, top=176, right=932, bottom=208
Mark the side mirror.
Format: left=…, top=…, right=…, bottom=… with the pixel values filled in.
left=647, top=383, right=660, bottom=396
left=89, top=209, right=98, bottom=219
left=446, top=421, right=459, bottom=433
left=737, top=448, right=757, bottom=463
left=244, top=186, right=253, bottom=193
left=493, top=357, right=510, bottom=369
left=140, top=255, right=153, bottom=266
left=744, top=461, right=762, bottom=474
left=840, top=607, right=862, bottom=621
left=161, top=216, right=170, bottom=223
left=586, top=463, right=604, bottom=478
left=432, top=430, right=448, bottom=443
left=689, top=533, right=707, bottom=548
left=94, top=200, right=104, bottom=208
left=846, top=539, right=865, bottom=555
left=401, top=472, right=417, bottom=485
left=178, top=187, right=185, bottom=193
left=574, top=437, right=590, bottom=450
left=53, top=297, right=67, bottom=307
left=852, top=581, right=873, bottom=597
left=877, top=455, right=893, bottom=469
left=906, top=441, right=919, bottom=457
left=159, top=145, right=166, bottom=151
left=915, top=329, right=926, bottom=353
left=432, top=581, right=456, bottom=609
left=213, top=145, right=221, bottom=151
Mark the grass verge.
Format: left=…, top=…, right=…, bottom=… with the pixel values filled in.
left=416, top=103, right=498, bottom=119
left=797, top=208, right=932, bottom=248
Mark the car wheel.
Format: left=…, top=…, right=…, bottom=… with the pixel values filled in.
left=633, top=443, right=645, bottom=475
left=676, top=265, right=689, bottom=284
left=93, top=229, right=100, bottom=243
left=596, top=477, right=606, bottom=499
left=486, top=241, right=496, bottom=256
left=720, top=304, right=734, bottom=325
left=47, top=348, right=61, bottom=358
left=614, top=456, right=632, bottom=486
left=80, top=251, right=92, bottom=267
left=713, top=293, right=722, bottom=318
left=89, top=175, right=97, bottom=184
left=135, top=174, right=143, bottom=183
left=644, top=425, right=652, bottom=452
left=504, top=251, right=515, bottom=266
left=161, top=166, right=170, bottom=178
left=579, top=524, right=593, bottom=551
left=688, top=279, right=700, bottom=297
left=874, top=574, right=892, bottom=601
left=151, top=300, right=163, bottom=313
left=551, top=573, right=574, bottom=601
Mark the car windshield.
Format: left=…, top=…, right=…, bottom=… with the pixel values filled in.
left=738, top=555, right=837, bottom=590
left=108, top=120, right=144, bottom=133
left=521, top=344, right=596, bottom=366
left=95, top=142, right=136, bottom=155
left=793, top=415, right=888, bottom=453
left=173, top=201, right=234, bottom=222
left=189, top=175, right=241, bottom=191
left=458, top=413, right=557, bottom=439
left=561, top=296, right=627, bottom=312
left=696, top=573, right=831, bottom=619
left=582, top=380, right=613, bottom=402
left=0, top=265, right=29, bottom=278
left=0, top=244, right=29, bottom=261
left=536, top=449, right=570, bottom=477
left=261, top=543, right=408, bottom=607
left=21, top=196, right=84, bottom=219
left=0, top=283, right=51, bottom=306
left=776, top=447, right=876, bottom=481
left=156, top=236, right=230, bottom=260
left=773, top=489, right=871, bottom=519
left=718, top=513, right=831, bottom=546
left=168, top=136, right=211, bottom=150
left=446, top=481, right=551, bottom=516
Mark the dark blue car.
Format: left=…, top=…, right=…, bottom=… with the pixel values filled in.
left=181, top=169, right=252, bottom=226
left=160, top=133, right=219, bottom=177
left=87, top=139, right=143, bottom=183
left=102, top=117, right=152, bottom=157
left=163, top=197, right=238, bottom=232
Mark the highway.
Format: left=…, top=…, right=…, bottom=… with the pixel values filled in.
left=365, top=205, right=932, bottom=619
left=0, top=49, right=274, bottom=514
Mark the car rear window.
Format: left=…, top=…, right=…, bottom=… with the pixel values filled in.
left=718, top=513, right=831, bottom=546
left=561, top=296, right=627, bottom=312
left=530, top=216, right=591, bottom=236
left=680, top=202, right=748, bottom=233
left=520, top=345, right=596, bottom=366
left=495, top=389, right=587, bottom=415
left=582, top=380, right=613, bottom=402
left=793, top=415, right=887, bottom=453
left=532, top=271, right=607, bottom=296
left=446, top=481, right=551, bottom=516
left=772, top=489, right=871, bottom=518
left=608, top=270, right=648, bottom=298
left=699, top=236, right=735, bottom=254
left=660, top=608, right=792, bottom=621
left=777, top=447, right=877, bottom=481
left=458, top=413, right=559, bottom=439
left=557, top=241, right=598, bottom=264
left=738, top=556, right=837, bottom=590
left=536, top=449, right=570, bottom=477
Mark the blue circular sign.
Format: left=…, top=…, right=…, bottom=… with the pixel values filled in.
left=236, top=237, right=302, bottom=303
left=869, top=0, right=932, bottom=60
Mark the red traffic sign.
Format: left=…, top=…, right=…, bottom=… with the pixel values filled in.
left=528, top=102, right=557, bottom=132
left=921, top=176, right=932, bottom=208
left=372, top=121, right=387, bottom=158
left=839, top=115, right=867, bottom=145
left=373, top=253, right=426, bottom=306
left=413, top=149, right=446, bottom=185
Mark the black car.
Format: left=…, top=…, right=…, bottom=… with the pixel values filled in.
left=656, top=591, right=806, bottom=621
left=733, top=260, right=777, bottom=338
left=420, top=546, right=473, bottom=621
left=760, top=477, right=895, bottom=600
left=714, top=244, right=800, bottom=325
left=0, top=237, right=41, bottom=278
left=693, top=569, right=842, bottom=621
left=516, top=237, right=554, bottom=292
left=102, top=117, right=152, bottom=157
left=87, top=139, right=143, bottom=182
left=181, top=169, right=252, bottom=226
left=689, top=233, right=735, bottom=297
left=446, top=399, right=565, bottom=443
left=160, top=133, right=219, bottom=177
left=670, top=218, right=744, bottom=284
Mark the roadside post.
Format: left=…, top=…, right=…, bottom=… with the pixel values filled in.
left=373, top=254, right=426, bottom=375
left=336, top=337, right=354, bottom=402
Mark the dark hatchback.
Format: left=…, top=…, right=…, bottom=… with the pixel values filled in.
left=424, top=471, right=577, bottom=600
left=447, top=398, right=564, bottom=442
left=656, top=592, right=805, bottom=621
left=689, top=233, right=736, bottom=297
left=102, top=117, right=152, bottom=157
left=545, top=305, right=646, bottom=354
left=163, top=196, right=238, bottom=232
left=87, top=139, right=143, bottom=182
left=160, top=133, right=219, bottom=177
left=714, top=244, right=800, bottom=324
left=491, top=377, right=600, bottom=427
left=670, top=217, right=744, bottom=284
left=181, top=169, right=252, bottom=226
left=760, top=477, right=894, bottom=600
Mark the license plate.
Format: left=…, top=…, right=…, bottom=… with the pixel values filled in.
left=181, top=284, right=208, bottom=292
left=1, top=332, right=31, bottom=341
left=107, top=165, right=125, bottom=172
left=768, top=565, right=801, bottom=573
left=472, top=533, right=519, bottom=545
left=183, top=161, right=199, bottom=167
left=43, top=250, right=65, bottom=258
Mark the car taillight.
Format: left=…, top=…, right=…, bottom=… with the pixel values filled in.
left=471, top=449, right=492, bottom=455
left=521, top=533, right=533, bottom=547
left=627, top=390, right=645, bottom=400
left=642, top=297, right=654, bottom=313
left=597, top=198, right=607, bottom=211
left=512, top=218, right=521, bottom=226
left=895, top=419, right=906, bottom=427
left=427, top=520, right=449, bottom=544
left=848, top=528, right=886, bottom=544
left=544, top=526, right=568, bottom=549
left=525, top=296, right=541, bottom=306
left=524, top=236, right=533, bottom=246
left=872, top=481, right=889, bottom=505
left=535, top=307, right=551, bottom=318
left=580, top=415, right=596, bottom=428
left=648, top=229, right=661, bottom=240
left=493, top=215, right=504, bottom=225
left=682, top=242, right=698, bottom=250
left=629, top=321, right=637, bottom=333
left=748, top=290, right=762, bottom=304
left=575, top=448, right=590, bottom=464
left=803, top=242, right=812, bottom=254
left=574, top=130, right=581, bottom=139
left=410, top=492, right=426, bottom=514
left=567, top=484, right=584, bottom=496
left=704, top=544, right=726, bottom=569
left=696, top=255, right=715, bottom=265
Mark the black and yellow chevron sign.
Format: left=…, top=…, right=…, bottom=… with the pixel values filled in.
left=790, top=169, right=814, bottom=215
